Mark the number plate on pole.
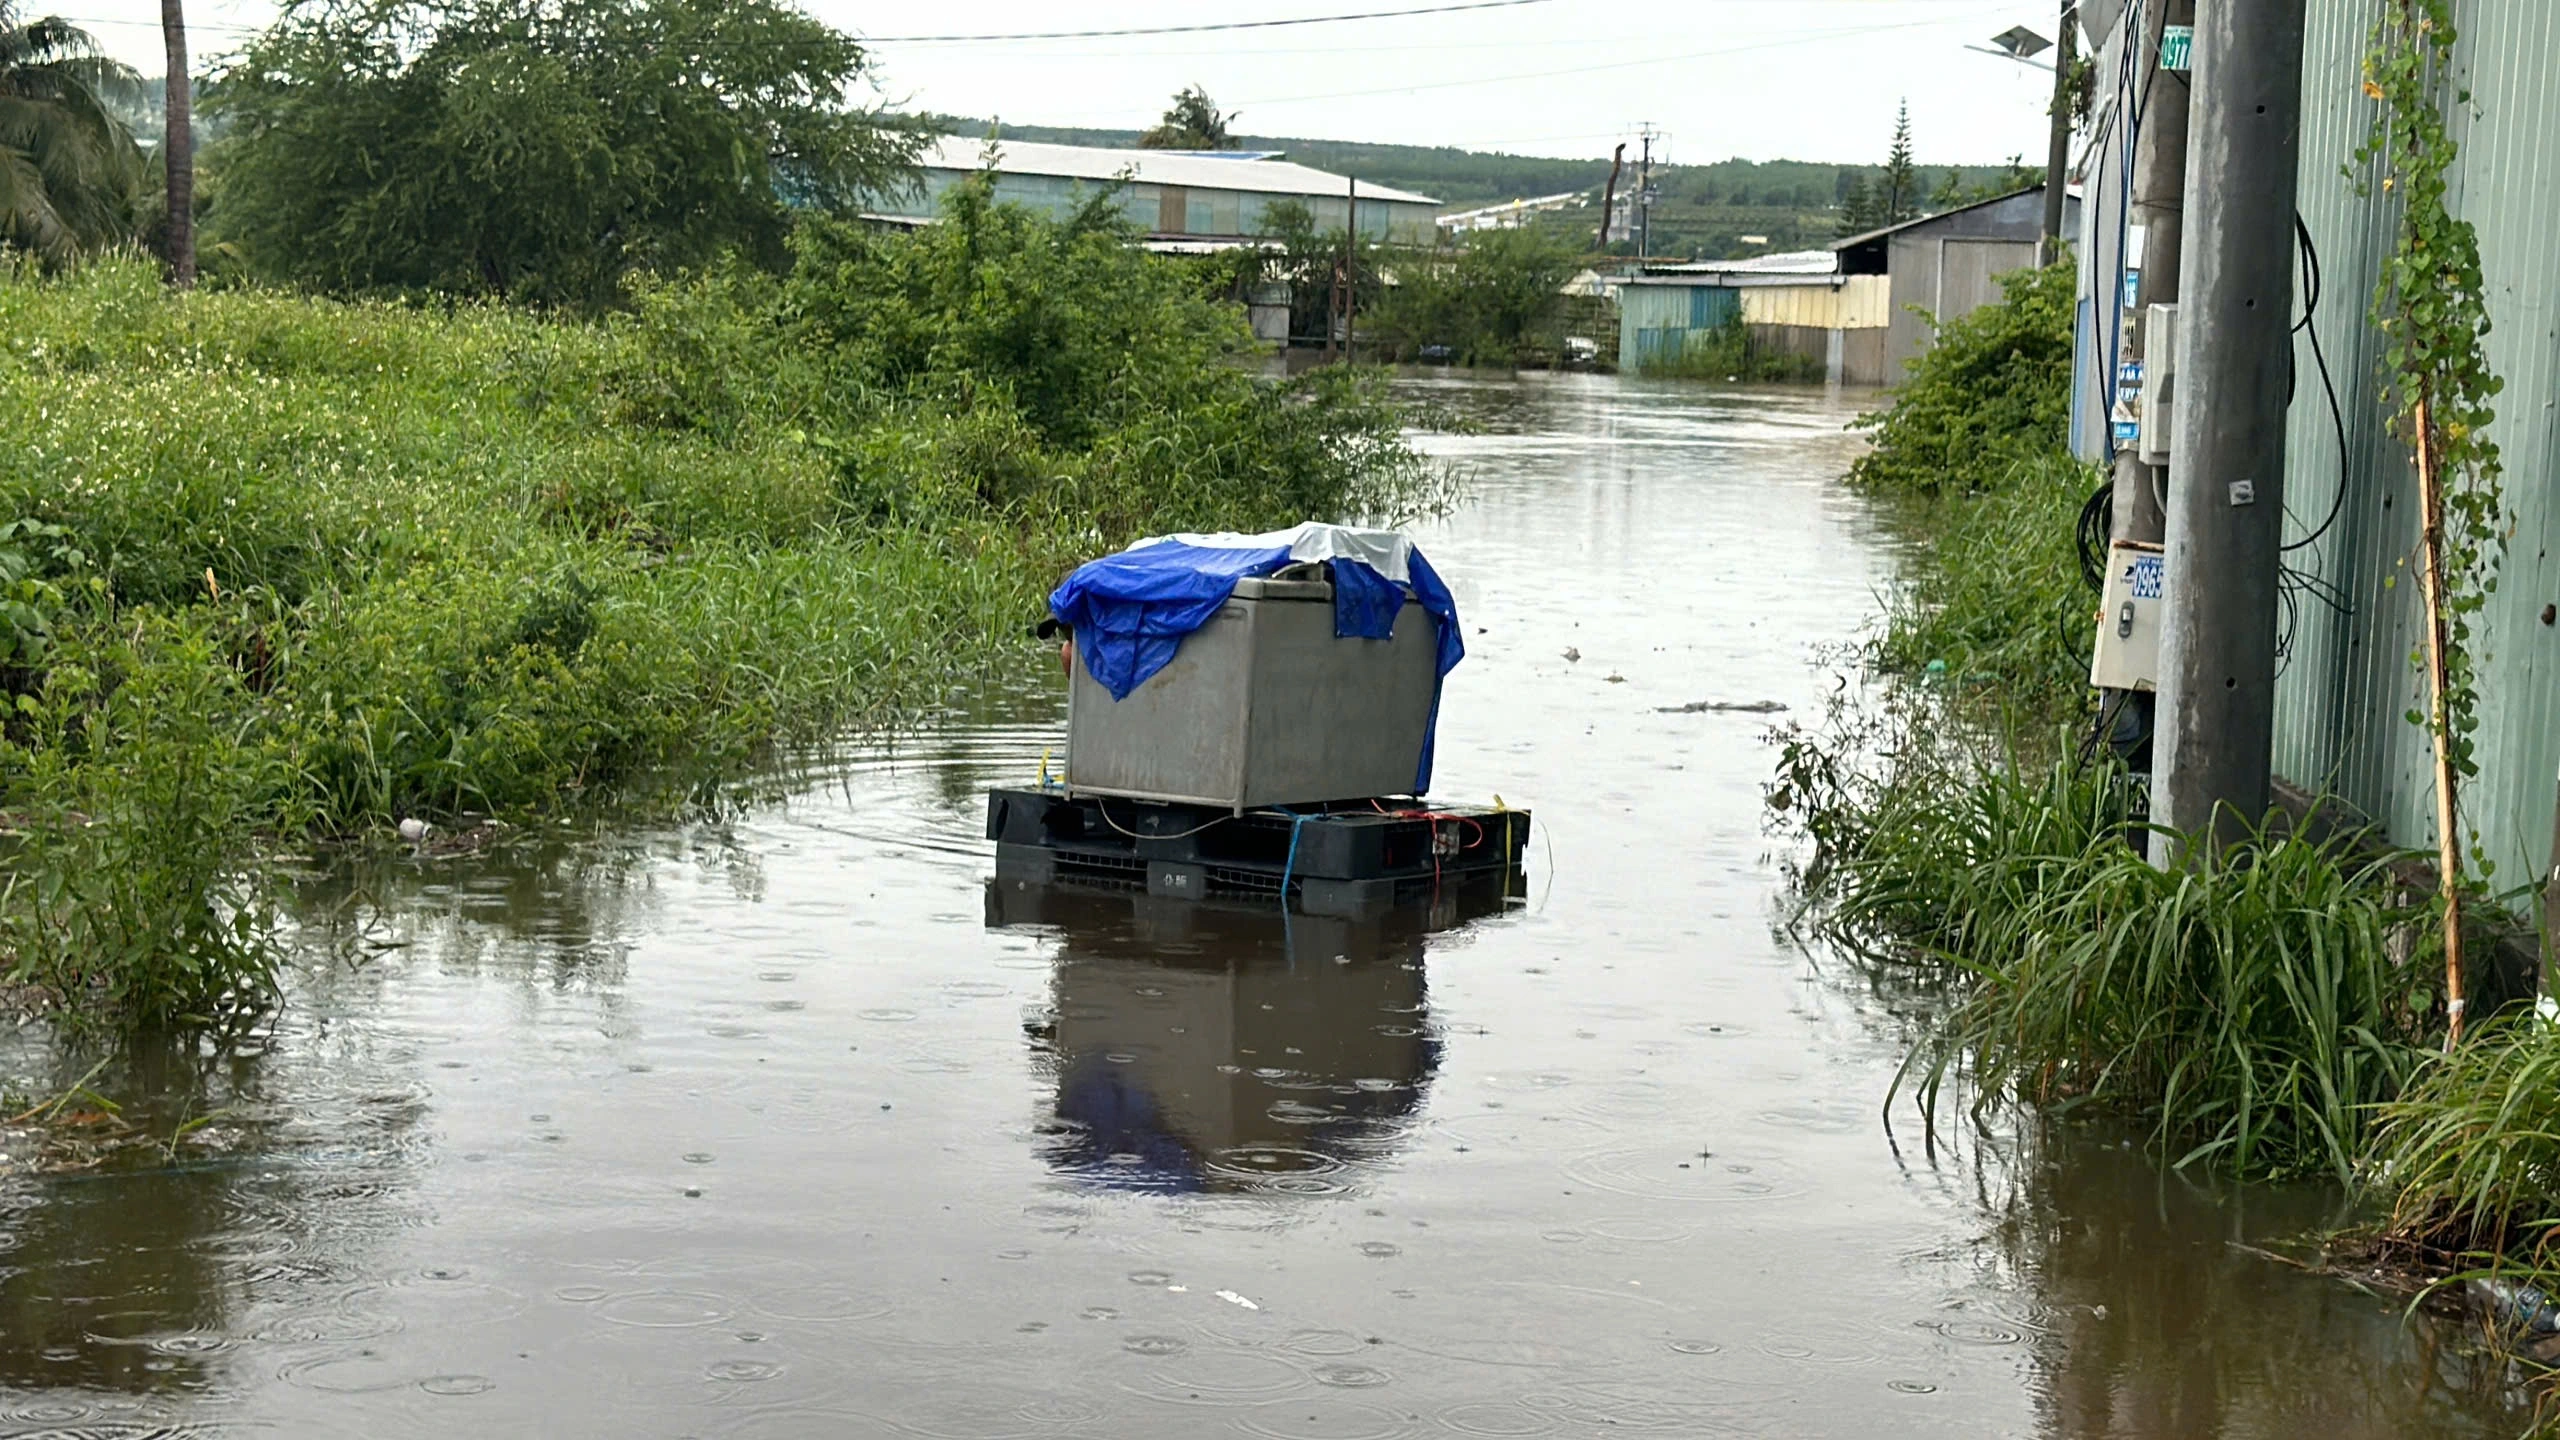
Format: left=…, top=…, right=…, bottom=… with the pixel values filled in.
left=2161, top=25, right=2194, bottom=73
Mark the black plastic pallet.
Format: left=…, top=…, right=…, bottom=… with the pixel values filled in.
left=984, top=788, right=1529, bottom=917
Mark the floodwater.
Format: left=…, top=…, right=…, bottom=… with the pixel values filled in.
left=0, top=373, right=2534, bottom=1438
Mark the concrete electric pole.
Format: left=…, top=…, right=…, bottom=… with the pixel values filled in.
left=2041, top=1, right=2079, bottom=254
left=1342, top=176, right=1358, bottom=361
left=2150, top=0, right=2308, bottom=863
left=2111, top=0, right=2195, bottom=548
left=1635, top=126, right=1655, bottom=261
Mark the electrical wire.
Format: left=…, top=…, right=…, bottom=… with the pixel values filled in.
left=2267, top=211, right=2353, bottom=689
left=1232, top=9, right=2018, bottom=110
left=1090, top=796, right=1234, bottom=842
left=2284, top=211, right=2352, bottom=554
left=2093, top=0, right=2147, bottom=462
left=862, top=0, right=1559, bottom=44
left=2076, top=482, right=2114, bottom=592
left=2079, top=687, right=2129, bottom=766
left=33, top=1, right=1580, bottom=40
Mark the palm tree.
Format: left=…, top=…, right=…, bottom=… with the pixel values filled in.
left=0, top=4, right=145, bottom=262
left=159, top=0, right=189, bottom=284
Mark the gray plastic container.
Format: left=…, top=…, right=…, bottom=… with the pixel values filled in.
left=1066, top=576, right=1438, bottom=811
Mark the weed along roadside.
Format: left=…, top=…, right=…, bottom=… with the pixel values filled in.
left=1774, top=255, right=2438, bottom=1184
left=0, top=184, right=1444, bottom=1030
left=1777, top=0, right=2560, bottom=1399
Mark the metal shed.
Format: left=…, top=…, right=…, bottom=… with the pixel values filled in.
left=882, top=138, right=1443, bottom=246
left=1834, top=187, right=2077, bottom=381
left=1616, top=254, right=1893, bottom=384
left=1618, top=280, right=1741, bottom=373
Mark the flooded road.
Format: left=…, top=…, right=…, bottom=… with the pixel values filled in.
left=0, top=373, right=2532, bottom=1437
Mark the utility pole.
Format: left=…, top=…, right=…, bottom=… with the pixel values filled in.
left=1342, top=176, right=1358, bottom=361
left=2150, top=0, right=2307, bottom=864
left=1597, top=142, right=1625, bottom=251
left=2040, top=1, right=2078, bottom=255
left=1636, top=124, right=1656, bottom=261
left=2111, top=0, right=2194, bottom=549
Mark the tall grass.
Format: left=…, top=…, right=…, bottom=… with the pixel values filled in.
left=0, top=191, right=1444, bottom=1027
left=1869, top=452, right=2095, bottom=712
left=2372, top=1020, right=2560, bottom=1263
left=1834, top=251, right=2095, bottom=717
left=1773, top=702, right=2436, bottom=1181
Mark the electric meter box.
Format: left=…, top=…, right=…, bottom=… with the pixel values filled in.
left=2137, top=303, right=2178, bottom=465
left=2090, top=541, right=2165, bottom=691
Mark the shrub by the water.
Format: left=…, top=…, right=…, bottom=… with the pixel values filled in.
left=2371, top=1019, right=2560, bottom=1266
left=1635, top=314, right=1825, bottom=384
left=1836, top=253, right=2092, bottom=714
left=1365, top=227, right=1582, bottom=368
left=1772, top=703, right=2437, bottom=1181
left=1871, top=452, right=2095, bottom=712
left=0, top=184, right=1443, bottom=1026
left=1847, top=255, right=2076, bottom=497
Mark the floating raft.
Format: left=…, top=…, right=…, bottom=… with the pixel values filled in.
left=984, top=788, right=1530, bottom=917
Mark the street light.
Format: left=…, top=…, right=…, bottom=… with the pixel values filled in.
left=1967, top=24, right=2055, bottom=70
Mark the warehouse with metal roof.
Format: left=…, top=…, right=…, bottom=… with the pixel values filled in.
left=873, top=137, right=1443, bottom=246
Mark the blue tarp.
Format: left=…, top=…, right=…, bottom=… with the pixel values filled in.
left=1046, top=525, right=1464, bottom=795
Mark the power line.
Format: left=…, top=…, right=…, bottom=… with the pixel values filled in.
left=51, top=0, right=1561, bottom=43
left=860, top=0, right=1559, bottom=45
left=54, top=13, right=261, bottom=31
left=1234, top=6, right=2018, bottom=109
left=59, top=0, right=2000, bottom=43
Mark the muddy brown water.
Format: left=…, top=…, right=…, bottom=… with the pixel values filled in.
left=0, top=374, right=2533, bottom=1438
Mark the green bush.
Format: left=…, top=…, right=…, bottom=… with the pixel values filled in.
left=0, top=186, right=1444, bottom=1026
left=0, top=518, right=85, bottom=688
left=1773, top=709, right=2435, bottom=1180
left=1848, top=255, right=2076, bottom=496
left=1368, top=227, right=1581, bottom=367
left=1872, top=452, right=2095, bottom=711
left=204, top=0, right=926, bottom=307
left=1840, top=252, right=2093, bottom=716
left=3, top=614, right=291, bottom=1028
left=1638, top=314, right=1824, bottom=383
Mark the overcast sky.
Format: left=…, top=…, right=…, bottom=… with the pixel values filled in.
left=68, top=0, right=2071, bottom=166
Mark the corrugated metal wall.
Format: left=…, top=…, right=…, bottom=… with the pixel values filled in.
left=1741, top=277, right=1890, bottom=330
left=1616, top=284, right=1741, bottom=373
left=2275, top=0, right=2560, bottom=887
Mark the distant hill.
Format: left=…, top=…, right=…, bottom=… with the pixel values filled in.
left=927, top=117, right=2025, bottom=261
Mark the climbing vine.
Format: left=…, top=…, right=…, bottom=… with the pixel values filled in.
left=2353, top=0, right=2505, bottom=1041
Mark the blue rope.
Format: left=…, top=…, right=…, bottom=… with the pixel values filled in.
left=1279, top=811, right=1311, bottom=904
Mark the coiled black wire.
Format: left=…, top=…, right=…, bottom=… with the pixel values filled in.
left=2076, top=482, right=2115, bottom=592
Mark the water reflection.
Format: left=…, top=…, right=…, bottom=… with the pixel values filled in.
left=0, top=1028, right=427, bottom=1419
left=2000, top=1126, right=2531, bottom=1438
left=995, top=879, right=1508, bottom=1197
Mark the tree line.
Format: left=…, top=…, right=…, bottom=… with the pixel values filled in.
left=1833, top=101, right=2037, bottom=238
left=3, top=0, right=930, bottom=307
left=7, top=0, right=2042, bottom=296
